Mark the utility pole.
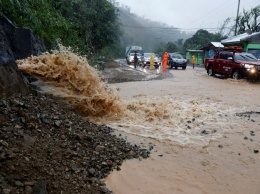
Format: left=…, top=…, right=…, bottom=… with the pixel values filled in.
left=234, top=0, right=240, bottom=36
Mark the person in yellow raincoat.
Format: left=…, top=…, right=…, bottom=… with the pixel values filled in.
left=191, top=55, right=196, bottom=69
left=150, top=53, right=155, bottom=70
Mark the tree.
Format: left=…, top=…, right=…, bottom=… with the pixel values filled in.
left=165, top=42, right=177, bottom=53
left=51, top=0, right=121, bottom=55
left=176, top=39, right=184, bottom=53
left=236, top=5, right=260, bottom=34
left=0, top=0, right=75, bottom=49
left=218, top=17, right=234, bottom=37
left=183, top=29, right=226, bottom=52
left=0, top=0, right=121, bottom=56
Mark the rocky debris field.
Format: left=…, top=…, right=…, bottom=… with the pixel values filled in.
left=0, top=93, right=150, bottom=194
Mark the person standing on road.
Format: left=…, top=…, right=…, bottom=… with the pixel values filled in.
left=163, top=52, right=168, bottom=71
left=150, top=53, right=155, bottom=70
left=134, top=52, right=138, bottom=68
left=192, top=55, right=196, bottom=69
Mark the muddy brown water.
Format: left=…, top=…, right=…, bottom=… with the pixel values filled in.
left=17, top=48, right=260, bottom=194
left=104, top=64, right=260, bottom=194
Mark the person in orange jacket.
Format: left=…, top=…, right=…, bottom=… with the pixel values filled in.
left=163, top=52, right=168, bottom=71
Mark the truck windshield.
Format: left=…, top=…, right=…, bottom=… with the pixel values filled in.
left=234, top=53, right=257, bottom=61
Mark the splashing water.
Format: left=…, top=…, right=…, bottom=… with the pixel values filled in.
left=17, top=45, right=123, bottom=118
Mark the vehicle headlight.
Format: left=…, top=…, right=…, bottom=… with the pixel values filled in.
left=244, top=64, right=254, bottom=69
left=250, top=68, right=256, bottom=73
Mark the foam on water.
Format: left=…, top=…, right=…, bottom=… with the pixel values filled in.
left=17, top=47, right=245, bottom=146
left=102, top=97, right=243, bottom=145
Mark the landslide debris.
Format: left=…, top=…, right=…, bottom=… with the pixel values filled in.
left=0, top=93, right=150, bottom=194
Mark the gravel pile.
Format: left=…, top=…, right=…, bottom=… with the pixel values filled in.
left=0, top=93, right=150, bottom=194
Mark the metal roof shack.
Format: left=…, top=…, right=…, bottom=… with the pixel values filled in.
left=211, top=42, right=225, bottom=48
left=201, top=42, right=224, bottom=51
left=186, top=49, right=204, bottom=65
left=221, top=32, right=260, bottom=59
left=221, top=32, right=260, bottom=45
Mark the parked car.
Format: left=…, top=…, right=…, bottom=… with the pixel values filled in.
left=204, top=46, right=260, bottom=80
left=141, top=53, right=161, bottom=68
left=168, top=52, right=187, bottom=69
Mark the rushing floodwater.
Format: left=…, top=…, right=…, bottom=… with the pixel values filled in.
left=17, top=47, right=252, bottom=146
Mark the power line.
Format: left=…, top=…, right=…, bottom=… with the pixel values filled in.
left=121, top=24, right=231, bottom=32
left=184, top=0, right=236, bottom=28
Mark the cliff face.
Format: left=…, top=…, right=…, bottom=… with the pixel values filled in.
left=0, top=15, right=45, bottom=98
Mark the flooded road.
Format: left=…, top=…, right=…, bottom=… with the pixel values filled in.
left=105, top=63, right=260, bottom=194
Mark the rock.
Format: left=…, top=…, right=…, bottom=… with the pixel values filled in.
left=12, top=28, right=43, bottom=60
left=33, top=180, right=48, bottom=194
left=24, top=182, right=34, bottom=186
left=54, top=120, right=62, bottom=127
left=14, top=181, right=24, bottom=187
left=201, top=130, right=209, bottom=135
left=0, top=140, right=8, bottom=147
left=0, top=24, right=14, bottom=64
left=100, top=186, right=110, bottom=193
left=25, top=186, right=33, bottom=194
left=95, top=145, right=105, bottom=152
left=88, top=168, right=96, bottom=176
left=0, top=60, right=30, bottom=99
left=41, top=118, right=50, bottom=124
left=0, top=18, right=29, bottom=98
left=218, top=145, right=223, bottom=149
left=0, top=15, right=46, bottom=99
left=2, top=189, right=11, bottom=194
left=23, top=135, right=35, bottom=146
left=140, top=149, right=149, bottom=158
left=0, top=15, right=45, bottom=60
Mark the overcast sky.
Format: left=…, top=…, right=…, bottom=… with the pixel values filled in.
left=115, top=0, right=259, bottom=33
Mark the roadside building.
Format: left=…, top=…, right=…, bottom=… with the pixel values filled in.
left=186, top=50, right=204, bottom=65
left=186, top=42, right=224, bottom=65
left=202, top=42, right=224, bottom=59
left=221, top=32, right=260, bottom=59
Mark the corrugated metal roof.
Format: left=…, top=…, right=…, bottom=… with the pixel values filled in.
left=187, top=50, right=204, bottom=52
left=211, top=42, right=224, bottom=48
left=221, top=32, right=260, bottom=44
left=241, top=31, right=260, bottom=41
left=221, top=33, right=248, bottom=43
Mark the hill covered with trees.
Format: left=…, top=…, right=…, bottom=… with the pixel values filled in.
left=117, top=4, right=192, bottom=54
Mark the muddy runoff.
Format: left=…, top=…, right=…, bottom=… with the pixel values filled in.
left=17, top=47, right=260, bottom=194
left=17, top=46, right=240, bottom=146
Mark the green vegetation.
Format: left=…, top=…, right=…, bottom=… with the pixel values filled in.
left=0, top=0, right=120, bottom=58
left=183, top=29, right=226, bottom=51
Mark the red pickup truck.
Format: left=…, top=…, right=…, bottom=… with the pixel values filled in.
left=204, top=47, right=260, bottom=80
